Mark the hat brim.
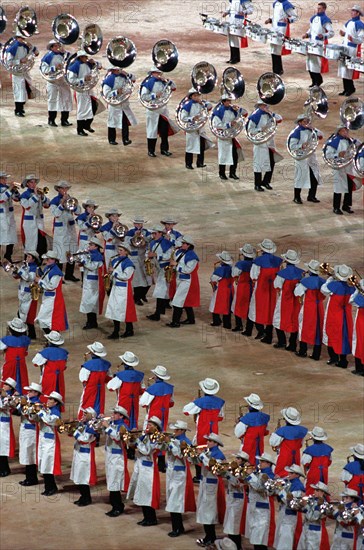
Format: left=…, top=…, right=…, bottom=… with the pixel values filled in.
left=199, top=381, right=220, bottom=395
left=244, top=396, right=263, bottom=410
left=7, top=321, right=27, bottom=332
left=44, top=394, right=64, bottom=405
left=23, top=386, right=42, bottom=393
left=281, top=254, right=300, bottom=264
left=151, top=369, right=170, bottom=380
left=203, top=434, right=224, bottom=447
left=119, top=355, right=140, bottom=367
left=87, top=344, right=107, bottom=357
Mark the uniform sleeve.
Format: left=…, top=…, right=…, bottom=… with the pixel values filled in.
left=234, top=421, right=248, bottom=438
left=250, top=264, right=261, bottom=280
left=211, top=273, right=222, bottom=283
left=105, top=424, right=122, bottom=441
left=269, top=432, right=283, bottom=447
left=320, top=278, right=333, bottom=296
left=82, top=258, right=103, bottom=271
left=139, top=391, right=154, bottom=408
left=232, top=266, right=243, bottom=277
left=32, top=352, right=47, bottom=366
left=301, top=452, right=312, bottom=466
left=18, top=266, right=36, bottom=282
left=341, top=468, right=352, bottom=483
left=38, top=410, right=59, bottom=426
left=0, top=341, right=8, bottom=351
left=323, top=22, right=334, bottom=39
left=183, top=401, right=201, bottom=415
left=294, top=282, right=307, bottom=297
left=246, top=472, right=261, bottom=490
left=274, top=275, right=284, bottom=289
left=79, top=368, right=90, bottom=383
left=136, top=436, right=153, bottom=455
left=113, top=265, right=134, bottom=281
left=178, top=259, right=198, bottom=275
left=107, top=377, right=122, bottom=391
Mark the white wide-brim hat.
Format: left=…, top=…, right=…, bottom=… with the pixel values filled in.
left=160, top=217, right=178, bottom=224
left=181, top=235, right=194, bottom=246
left=45, top=331, right=65, bottom=346
left=239, top=243, right=256, bottom=258
left=341, top=488, right=359, bottom=498
left=21, top=174, right=39, bottom=187
left=45, top=391, right=64, bottom=405
left=309, top=426, right=328, bottom=441
left=255, top=99, right=267, bottom=107
left=1, top=377, right=17, bottom=389
left=336, top=124, right=347, bottom=132
left=77, top=49, right=89, bottom=57
left=54, top=180, right=72, bottom=191
left=204, top=433, right=224, bottom=447
left=295, top=114, right=310, bottom=124
left=188, top=87, right=201, bottom=95
left=87, top=341, right=107, bottom=357
left=334, top=264, right=353, bottom=281
left=259, top=238, right=277, bottom=253
left=232, top=450, right=250, bottom=461
left=82, top=199, right=99, bottom=209
left=24, top=382, right=42, bottom=393
left=119, top=351, right=139, bottom=367
left=169, top=420, right=191, bottom=431
left=151, top=365, right=170, bottom=380
left=256, top=452, right=276, bottom=465
left=351, top=443, right=364, bottom=459
left=281, top=407, right=302, bottom=425
left=282, top=249, right=300, bottom=265
left=244, top=393, right=264, bottom=410
left=118, top=243, right=131, bottom=253
left=149, top=65, right=163, bottom=73
left=25, top=250, right=40, bottom=261
left=215, top=538, right=238, bottom=550
left=7, top=317, right=27, bottom=332
left=0, top=171, right=10, bottom=178
left=132, top=216, right=147, bottom=224
left=89, top=237, right=103, bottom=248
left=286, top=464, right=306, bottom=477
left=305, top=259, right=320, bottom=274
left=82, top=407, right=97, bottom=416
left=216, top=251, right=233, bottom=265
left=111, top=405, right=129, bottom=418
left=47, top=39, right=59, bottom=49
left=148, top=415, right=162, bottom=429
left=42, top=250, right=58, bottom=260
left=311, top=482, right=330, bottom=495
left=105, top=208, right=121, bottom=217
left=350, top=5, right=364, bottom=16
left=199, top=377, right=220, bottom=395
left=221, top=93, right=233, bottom=101
left=150, top=224, right=166, bottom=233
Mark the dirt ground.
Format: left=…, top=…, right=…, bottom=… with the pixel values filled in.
left=0, top=0, right=363, bottom=549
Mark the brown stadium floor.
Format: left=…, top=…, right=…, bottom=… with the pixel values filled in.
left=0, top=0, right=363, bottom=549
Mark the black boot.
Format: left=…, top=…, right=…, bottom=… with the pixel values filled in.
left=211, top=313, right=222, bottom=327
left=197, top=138, right=206, bottom=167
left=181, top=307, right=195, bottom=324
left=77, top=120, right=88, bottom=136
left=286, top=331, right=297, bottom=351
left=158, top=454, right=166, bottom=473
left=193, top=464, right=202, bottom=483
left=327, top=346, right=338, bottom=365
left=120, top=322, right=134, bottom=338
left=19, top=464, right=38, bottom=486
left=255, top=322, right=265, bottom=339
left=261, top=325, right=273, bottom=344
left=48, top=111, right=58, bottom=126
left=230, top=46, right=240, bottom=63
left=64, top=262, right=80, bottom=282
left=185, top=152, right=194, bottom=169
left=85, top=118, right=94, bottom=133
left=310, top=344, right=321, bottom=360
left=242, top=318, right=253, bottom=336
left=333, top=193, right=343, bottom=214
left=15, top=102, right=25, bottom=117
left=0, top=456, right=11, bottom=476
left=229, top=534, right=242, bottom=550
left=352, top=358, right=364, bottom=376
left=274, top=329, right=287, bottom=348
left=293, top=188, right=303, bottom=204
left=122, top=113, right=131, bottom=145
left=254, top=172, right=264, bottom=192
left=271, top=53, right=283, bottom=75
left=74, top=484, right=92, bottom=506
left=147, top=138, right=157, bottom=157
left=108, top=127, right=118, bottom=145
left=168, top=512, right=185, bottom=537
left=219, top=165, right=227, bottom=180
left=105, top=491, right=124, bottom=516
left=166, top=306, right=182, bottom=327
left=108, top=320, right=121, bottom=339
left=27, top=323, right=37, bottom=340
left=296, top=341, right=308, bottom=357
left=232, top=315, right=243, bottom=331
left=41, top=473, right=58, bottom=495
left=147, top=298, right=165, bottom=320
left=83, top=312, right=98, bottom=330
left=61, top=111, right=72, bottom=126
left=4, top=244, right=14, bottom=262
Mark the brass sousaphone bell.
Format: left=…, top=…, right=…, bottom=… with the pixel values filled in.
left=14, top=5, right=38, bottom=37
left=152, top=39, right=178, bottom=72
left=52, top=14, right=80, bottom=45
left=101, top=36, right=137, bottom=105
left=0, top=6, right=7, bottom=34
left=339, top=97, right=364, bottom=131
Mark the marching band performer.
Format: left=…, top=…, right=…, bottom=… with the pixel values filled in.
left=270, top=407, right=308, bottom=477
left=17, top=381, right=42, bottom=486
left=35, top=250, right=68, bottom=334
left=0, top=377, right=17, bottom=476
left=245, top=453, right=276, bottom=550
left=140, top=66, right=179, bottom=157
left=273, top=464, right=306, bottom=550
left=79, top=237, right=105, bottom=330
left=40, top=39, right=73, bottom=127
left=167, top=235, right=200, bottom=327
left=338, top=5, right=364, bottom=97
left=248, top=238, right=282, bottom=343
left=140, top=366, right=174, bottom=429
left=183, top=377, right=225, bottom=482
left=146, top=225, right=174, bottom=321
left=289, top=114, right=323, bottom=204
left=212, top=94, right=244, bottom=181
left=127, top=416, right=164, bottom=526
left=0, top=318, right=30, bottom=394
left=160, top=216, right=183, bottom=245
left=301, top=426, right=333, bottom=494
left=36, top=390, right=63, bottom=496
left=50, top=180, right=80, bottom=282
left=325, top=125, right=357, bottom=215
left=321, top=264, right=355, bottom=368
left=248, top=100, right=283, bottom=192
left=209, top=251, right=234, bottom=329
left=265, top=0, right=297, bottom=75
left=331, top=488, right=360, bottom=549
left=196, top=433, right=226, bottom=547
left=76, top=199, right=99, bottom=252
left=14, top=251, right=39, bottom=339
left=67, top=49, right=99, bottom=136
left=181, top=88, right=213, bottom=170
left=231, top=244, right=256, bottom=334
left=273, top=249, right=305, bottom=351
left=302, top=2, right=333, bottom=87
left=341, top=443, right=364, bottom=502
left=103, top=405, right=130, bottom=517
left=350, top=278, right=364, bottom=376
left=102, top=65, right=137, bottom=145
left=165, top=420, right=196, bottom=537
left=78, top=342, right=112, bottom=419
left=70, top=407, right=98, bottom=507
left=100, top=208, right=123, bottom=269
left=20, top=174, right=49, bottom=257
left=0, top=171, right=18, bottom=263
left=297, top=481, right=331, bottom=550
left=125, top=216, right=152, bottom=305
left=107, top=351, right=144, bottom=430
left=234, top=393, right=270, bottom=465
left=4, top=30, right=39, bottom=117
left=222, top=0, right=254, bottom=64
left=105, top=242, right=137, bottom=339
left=294, top=259, right=326, bottom=360
left=32, top=331, right=68, bottom=411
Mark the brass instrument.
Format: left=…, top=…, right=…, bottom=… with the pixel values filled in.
left=347, top=454, right=355, bottom=463
left=21, top=401, right=43, bottom=415
left=210, top=102, right=247, bottom=140
left=164, top=249, right=175, bottom=283
left=150, top=431, right=174, bottom=444
left=322, top=133, right=357, bottom=170
left=180, top=441, right=207, bottom=459
left=89, top=214, right=103, bottom=230
left=36, top=186, right=49, bottom=197
left=152, top=39, right=178, bottom=72
left=191, top=61, right=217, bottom=95
left=103, top=272, right=112, bottom=292
left=348, top=275, right=364, bottom=296
left=1, top=260, right=25, bottom=274
left=287, top=126, right=319, bottom=161
left=66, top=251, right=91, bottom=265
left=113, top=222, right=129, bottom=239
left=56, top=419, right=81, bottom=435
left=15, top=6, right=39, bottom=37
left=30, top=267, right=43, bottom=301
left=209, top=458, right=252, bottom=479
left=86, top=415, right=111, bottom=432
left=144, top=255, right=154, bottom=277
left=52, top=14, right=80, bottom=45
left=257, top=72, right=285, bottom=105
left=319, top=262, right=335, bottom=278
left=1, top=36, right=37, bottom=75
left=305, top=436, right=314, bottom=448
left=65, top=53, right=102, bottom=93
left=288, top=494, right=316, bottom=511
left=130, top=230, right=146, bottom=248
left=63, top=195, right=79, bottom=212
left=2, top=394, right=27, bottom=408
left=119, top=426, right=144, bottom=447
left=262, top=476, right=290, bottom=495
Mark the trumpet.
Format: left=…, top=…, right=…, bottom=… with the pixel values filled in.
left=2, top=394, right=27, bottom=408
left=261, top=476, right=290, bottom=495
left=21, top=400, right=43, bottom=415
left=36, top=186, right=49, bottom=197
left=119, top=426, right=145, bottom=447
left=319, top=262, right=335, bottom=278
left=348, top=274, right=364, bottom=296
left=66, top=251, right=91, bottom=264
left=288, top=494, right=316, bottom=511
left=149, top=431, right=174, bottom=444
left=1, top=260, right=26, bottom=274
left=56, top=419, right=81, bottom=435
left=87, top=415, right=111, bottom=432
left=180, top=441, right=207, bottom=459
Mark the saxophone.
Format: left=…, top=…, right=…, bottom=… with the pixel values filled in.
left=164, top=249, right=175, bottom=283
left=30, top=267, right=43, bottom=301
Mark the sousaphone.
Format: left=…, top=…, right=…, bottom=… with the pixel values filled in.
left=0, top=6, right=7, bottom=35
left=152, top=39, right=178, bottom=72
left=2, top=36, right=36, bottom=75
left=81, top=23, right=103, bottom=55
left=52, top=14, right=80, bottom=45
left=286, top=118, right=319, bottom=161
left=65, top=52, right=101, bottom=92
left=221, top=67, right=245, bottom=100
left=304, top=85, right=328, bottom=119
left=191, top=61, right=217, bottom=94
left=354, top=142, right=364, bottom=177
left=101, top=36, right=137, bottom=105
left=322, top=132, right=357, bottom=169
left=14, top=5, right=38, bottom=37
left=340, top=97, right=364, bottom=131
left=257, top=72, right=285, bottom=105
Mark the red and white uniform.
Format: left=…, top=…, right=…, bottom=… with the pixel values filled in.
left=70, top=425, right=97, bottom=486
left=79, top=249, right=105, bottom=315
left=50, top=193, right=80, bottom=264
left=0, top=334, right=30, bottom=394
left=273, top=265, right=305, bottom=333
left=165, top=434, right=196, bottom=514
left=321, top=278, right=354, bottom=356
left=231, top=259, right=254, bottom=319
left=139, top=379, right=174, bottom=431
left=105, top=254, right=137, bottom=323
left=35, top=263, right=68, bottom=332
left=305, top=13, right=333, bottom=74
left=0, top=394, right=16, bottom=458
left=301, top=442, right=333, bottom=495
left=294, top=274, right=326, bottom=346
left=209, top=264, right=233, bottom=315
left=269, top=424, right=308, bottom=478
left=15, top=261, right=38, bottom=325
left=297, top=497, right=330, bottom=550
left=37, top=405, right=62, bottom=475
left=104, top=419, right=130, bottom=492
left=32, top=346, right=68, bottom=411
left=223, top=472, right=247, bottom=537
left=183, top=395, right=225, bottom=446
left=171, top=249, right=200, bottom=308
left=248, top=253, right=282, bottom=324
left=107, top=368, right=144, bottom=430
left=246, top=467, right=276, bottom=547
left=127, top=434, right=161, bottom=508
left=196, top=446, right=226, bottom=526
left=234, top=409, right=270, bottom=465
left=78, top=357, right=112, bottom=419
left=350, top=289, right=364, bottom=365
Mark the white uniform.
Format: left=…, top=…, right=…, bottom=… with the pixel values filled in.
left=35, top=263, right=65, bottom=331
left=297, top=498, right=328, bottom=550
left=171, top=250, right=199, bottom=308
left=16, top=262, right=37, bottom=323
left=338, top=17, right=364, bottom=79
left=141, top=78, right=179, bottom=139
left=70, top=426, right=96, bottom=485
left=274, top=481, right=304, bottom=550
left=125, top=229, right=152, bottom=289
left=18, top=405, right=37, bottom=465
left=79, top=252, right=104, bottom=314
left=149, top=239, right=173, bottom=300
left=20, top=188, right=49, bottom=251
left=0, top=185, right=17, bottom=245
left=226, top=0, right=253, bottom=47
left=290, top=127, right=323, bottom=189
left=246, top=470, right=274, bottom=546
left=67, top=59, right=95, bottom=120
left=196, top=449, right=224, bottom=524
left=212, top=107, right=244, bottom=166
left=181, top=100, right=214, bottom=154
left=223, top=472, right=246, bottom=535
left=270, top=0, right=297, bottom=55
left=105, top=256, right=136, bottom=322
left=102, top=72, right=138, bottom=129
left=40, top=51, right=73, bottom=112
left=5, top=39, right=35, bottom=103
left=165, top=436, right=194, bottom=513
left=37, top=407, right=61, bottom=474
left=0, top=397, right=13, bottom=456
left=249, top=112, right=283, bottom=173
left=305, top=14, right=334, bottom=73
left=104, top=421, right=128, bottom=491
left=127, top=435, right=160, bottom=507
left=76, top=213, right=97, bottom=251
left=50, top=194, right=80, bottom=264
left=325, top=137, right=354, bottom=193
